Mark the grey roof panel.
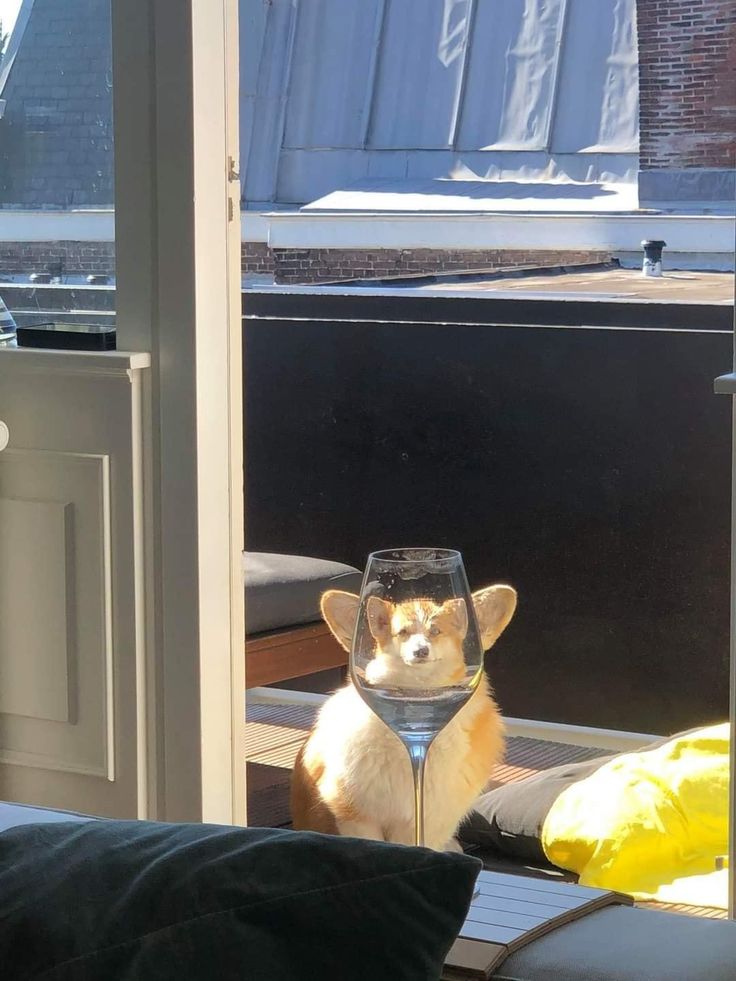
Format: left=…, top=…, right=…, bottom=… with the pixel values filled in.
left=276, top=147, right=367, bottom=206
left=283, top=0, right=384, bottom=150
left=367, top=0, right=474, bottom=150
left=242, top=0, right=297, bottom=203
left=240, top=0, right=269, bottom=96
left=551, top=0, right=639, bottom=153
left=0, top=0, right=113, bottom=209
left=457, top=0, right=566, bottom=151
left=276, top=148, right=637, bottom=206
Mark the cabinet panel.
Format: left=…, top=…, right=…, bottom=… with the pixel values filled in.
left=0, top=451, right=113, bottom=779
left=0, top=350, right=149, bottom=818
left=0, top=497, right=71, bottom=723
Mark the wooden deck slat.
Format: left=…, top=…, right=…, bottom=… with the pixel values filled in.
left=245, top=721, right=310, bottom=757
left=247, top=701, right=318, bottom=730
left=638, top=900, right=726, bottom=920
left=249, top=740, right=304, bottom=769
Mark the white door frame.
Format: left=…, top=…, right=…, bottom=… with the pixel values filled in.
left=715, top=273, right=736, bottom=918
left=111, top=0, right=246, bottom=825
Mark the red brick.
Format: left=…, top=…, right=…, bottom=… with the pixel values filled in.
left=0, top=241, right=114, bottom=276
left=637, top=0, right=736, bottom=169
left=270, top=248, right=611, bottom=285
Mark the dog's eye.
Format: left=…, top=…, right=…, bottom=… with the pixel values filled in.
left=429, top=625, right=440, bottom=637
left=397, top=628, right=410, bottom=639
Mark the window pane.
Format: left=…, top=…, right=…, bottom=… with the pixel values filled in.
left=0, top=0, right=114, bottom=337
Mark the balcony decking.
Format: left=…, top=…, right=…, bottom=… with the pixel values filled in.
left=245, top=694, right=726, bottom=921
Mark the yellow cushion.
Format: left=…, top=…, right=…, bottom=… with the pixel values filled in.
left=541, top=723, right=729, bottom=908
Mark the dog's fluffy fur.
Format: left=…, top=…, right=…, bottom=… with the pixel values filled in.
left=290, top=584, right=517, bottom=850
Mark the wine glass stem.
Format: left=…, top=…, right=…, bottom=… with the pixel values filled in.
left=406, top=738, right=431, bottom=847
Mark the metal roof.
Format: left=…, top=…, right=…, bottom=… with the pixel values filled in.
left=0, top=0, right=113, bottom=209
left=0, top=0, right=640, bottom=211
left=242, top=0, right=640, bottom=208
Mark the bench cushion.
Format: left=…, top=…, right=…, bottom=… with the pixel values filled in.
left=494, top=904, right=736, bottom=981
left=244, top=551, right=362, bottom=634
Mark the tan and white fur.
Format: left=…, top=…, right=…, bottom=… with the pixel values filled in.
left=291, top=585, right=517, bottom=851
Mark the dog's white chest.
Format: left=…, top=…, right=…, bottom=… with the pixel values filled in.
left=312, top=685, right=487, bottom=845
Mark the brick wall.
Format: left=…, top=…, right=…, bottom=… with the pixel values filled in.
left=4, top=241, right=265, bottom=278
left=0, top=241, right=114, bottom=276
left=242, top=242, right=275, bottom=275
left=270, top=248, right=612, bottom=285
left=637, top=0, right=736, bottom=201
left=1, top=241, right=609, bottom=284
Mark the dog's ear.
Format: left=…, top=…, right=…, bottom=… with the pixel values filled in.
left=367, top=595, right=393, bottom=645
left=438, top=598, right=468, bottom=639
left=320, top=590, right=360, bottom=652
left=472, top=585, right=517, bottom=651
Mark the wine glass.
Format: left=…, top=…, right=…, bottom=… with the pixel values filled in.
left=349, top=548, right=484, bottom=848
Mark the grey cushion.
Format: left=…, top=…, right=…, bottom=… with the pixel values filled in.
left=464, top=731, right=688, bottom=872
left=494, top=905, right=736, bottom=981
left=244, top=551, right=362, bottom=634
left=461, top=754, right=614, bottom=867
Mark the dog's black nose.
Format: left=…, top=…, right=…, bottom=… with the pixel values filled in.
left=415, top=645, right=430, bottom=660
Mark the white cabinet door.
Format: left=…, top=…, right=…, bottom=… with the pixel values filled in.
left=0, top=349, right=150, bottom=817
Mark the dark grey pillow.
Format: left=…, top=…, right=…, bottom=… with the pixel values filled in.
left=0, top=820, right=480, bottom=980
left=461, top=756, right=615, bottom=866
left=462, top=732, right=680, bottom=868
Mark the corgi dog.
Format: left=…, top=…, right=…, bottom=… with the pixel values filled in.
left=290, top=584, right=517, bottom=851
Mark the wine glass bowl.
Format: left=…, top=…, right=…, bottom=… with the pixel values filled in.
left=350, top=548, right=484, bottom=847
